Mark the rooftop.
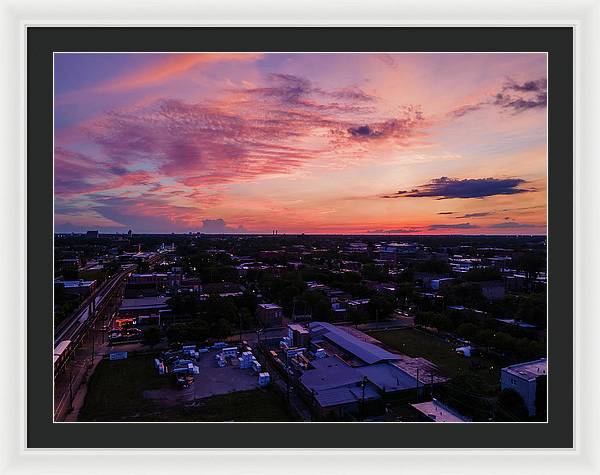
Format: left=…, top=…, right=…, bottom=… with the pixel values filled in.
left=310, top=322, right=402, bottom=365
left=288, top=323, right=309, bottom=334
left=119, top=296, right=169, bottom=311
left=355, top=363, right=418, bottom=392
left=60, top=280, right=96, bottom=288
left=259, top=303, right=283, bottom=310
left=503, top=358, right=547, bottom=381
left=313, top=384, right=380, bottom=408
left=411, top=399, right=471, bottom=422
left=301, top=357, right=363, bottom=391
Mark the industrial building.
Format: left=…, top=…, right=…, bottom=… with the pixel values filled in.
left=55, top=279, right=97, bottom=297
left=119, top=295, right=170, bottom=317
left=500, top=358, right=547, bottom=416
left=286, top=322, right=433, bottom=419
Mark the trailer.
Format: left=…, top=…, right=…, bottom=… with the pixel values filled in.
left=222, top=347, right=238, bottom=358
left=258, top=372, right=271, bottom=387
left=53, top=339, right=72, bottom=372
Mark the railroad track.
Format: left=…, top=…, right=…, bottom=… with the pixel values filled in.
left=54, top=265, right=135, bottom=346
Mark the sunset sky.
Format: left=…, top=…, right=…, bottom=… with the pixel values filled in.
left=54, top=52, right=547, bottom=235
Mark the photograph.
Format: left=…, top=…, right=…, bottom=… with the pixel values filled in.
left=52, top=51, right=548, bottom=424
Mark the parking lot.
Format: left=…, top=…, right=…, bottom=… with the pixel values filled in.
left=143, top=350, right=260, bottom=406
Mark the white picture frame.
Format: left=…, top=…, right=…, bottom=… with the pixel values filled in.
left=1, top=0, right=598, bottom=473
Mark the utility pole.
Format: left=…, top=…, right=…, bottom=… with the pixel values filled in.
left=90, top=325, right=95, bottom=367
left=430, top=371, right=434, bottom=398
left=285, top=350, right=290, bottom=402
left=361, top=376, right=367, bottom=421
left=68, top=370, right=74, bottom=412
left=416, top=368, right=420, bottom=401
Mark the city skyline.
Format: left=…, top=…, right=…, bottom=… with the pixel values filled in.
left=54, top=52, right=547, bottom=235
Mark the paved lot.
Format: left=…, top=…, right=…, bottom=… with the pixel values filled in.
left=143, top=350, right=260, bottom=405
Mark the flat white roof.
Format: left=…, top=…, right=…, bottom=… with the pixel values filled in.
left=61, top=280, right=96, bottom=288
left=411, top=399, right=470, bottom=422
left=503, top=358, right=547, bottom=381
left=258, top=303, right=282, bottom=310
left=288, top=323, right=309, bottom=334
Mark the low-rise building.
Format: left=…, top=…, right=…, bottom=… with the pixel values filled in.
left=288, top=323, right=310, bottom=348
left=379, top=242, right=420, bottom=262
left=479, top=280, right=506, bottom=301
left=294, top=322, right=425, bottom=419
left=119, top=295, right=170, bottom=317
left=500, top=358, right=547, bottom=416
left=56, top=279, right=97, bottom=297
left=411, top=399, right=471, bottom=422
left=257, top=303, right=283, bottom=327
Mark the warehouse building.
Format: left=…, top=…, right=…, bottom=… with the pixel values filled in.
left=294, top=322, right=425, bottom=419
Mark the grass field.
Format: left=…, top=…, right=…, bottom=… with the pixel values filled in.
left=136, top=388, right=297, bottom=422
left=368, top=328, right=506, bottom=398
left=79, top=355, right=295, bottom=422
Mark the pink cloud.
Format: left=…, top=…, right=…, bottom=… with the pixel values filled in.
left=82, top=74, right=427, bottom=194
left=93, top=53, right=264, bottom=93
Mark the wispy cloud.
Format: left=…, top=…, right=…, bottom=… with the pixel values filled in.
left=367, top=227, right=422, bottom=234
left=488, top=221, right=544, bottom=229
left=455, top=212, right=494, bottom=218
left=428, top=223, right=479, bottom=230
left=94, top=53, right=264, bottom=93
left=448, top=77, right=547, bottom=118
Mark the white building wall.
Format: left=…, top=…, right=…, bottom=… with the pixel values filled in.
left=500, top=370, right=538, bottom=416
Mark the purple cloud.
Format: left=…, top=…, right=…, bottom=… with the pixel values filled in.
left=198, top=218, right=248, bottom=234
left=428, top=223, right=479, bottom=230
left=383, top=177, right=532, bottom=200
left=489, top=221, right=544, bottom=229
left=448, top=77, right=547, bottom=119
left=456, top=212, right=493, bottom=218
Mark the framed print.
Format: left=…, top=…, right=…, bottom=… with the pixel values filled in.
left=1, top=0, right=599, bottom=474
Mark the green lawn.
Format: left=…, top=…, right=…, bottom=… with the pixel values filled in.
left=78, top=355, right=172, bottom=421
left=135, top=388, right=297, bottom=422
left=79, top=355, right=295, bottom=422
left=368, top=328, right=506, bottom=398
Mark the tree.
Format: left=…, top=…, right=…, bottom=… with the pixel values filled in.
left=414, top=259, right=451, bottom=274
left=212, top=318, right=233, bottom=339
left=368, top=295, right=395, bottom=320
left=167, top=294, right=198, bottom=316
left=396, top=282, right=415, bottom=311
left=137, top=261, right=150, bottom=274
left=142, top=326, right=161, bottom=349
left=62, top=269, right=79, bottom=280
left=441, top=282, right=486, bottom=309
left=348, top=307, right=368, bottom=327
left=464, top=267, right=501, bottom=282
left=166, top=323, right=188, bottom=344
left=456, top=322, right=478, bottom=340
left=513, top=252, right=545, bottom=285
left=535, top=375, right=547, bottom=421
left=362, top=264, right=387, bottom=282
left=297, top=290, right=334, bottom=322
left=497, top=388, right=529, bottom=421
left=515, top=293, right=547, bottom=328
